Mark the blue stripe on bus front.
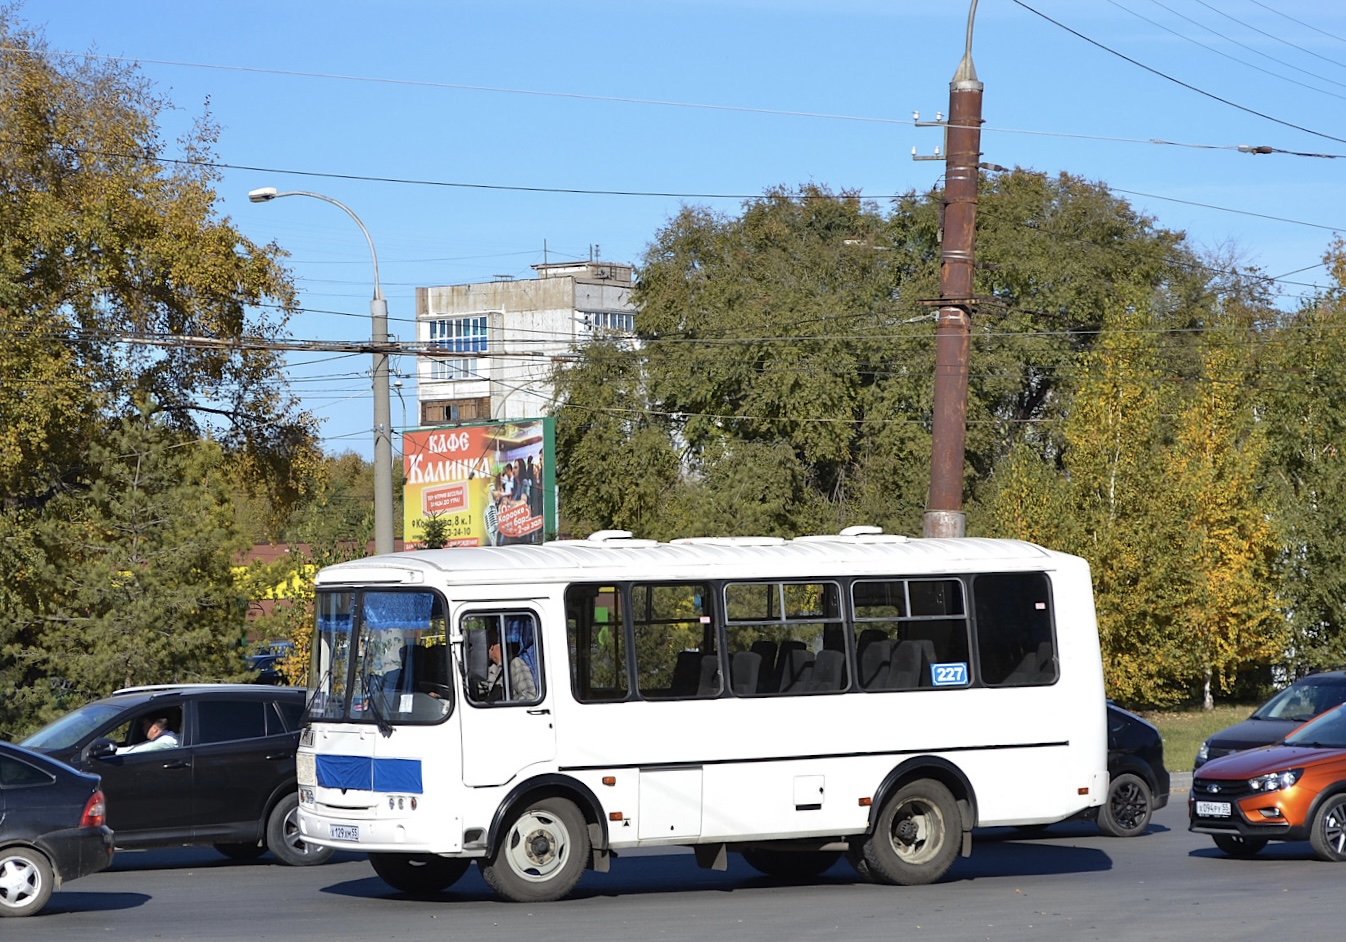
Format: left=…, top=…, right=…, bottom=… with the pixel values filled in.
left=315, top=755, right=423, bottom=793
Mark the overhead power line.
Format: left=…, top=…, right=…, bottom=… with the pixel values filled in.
left=1191, top=0, right=1346, bottom=72
left=1245, top=0, right=1346, bottom=48
left=10, top=45, right=1346, bottom=157
left=1008, top=0, right=1346, bottom=145
left=1113, top=0, right=1346, bottom=93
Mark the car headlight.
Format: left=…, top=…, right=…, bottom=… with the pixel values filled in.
left=1248, top=769, right=1303, bottom=793
left=1196, top=741, right=1209, bottom=764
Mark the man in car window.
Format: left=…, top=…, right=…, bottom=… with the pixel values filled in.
left=117, top=716, right=180, bottom=754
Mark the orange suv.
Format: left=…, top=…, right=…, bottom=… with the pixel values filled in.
left=1189, top=702, right=1346, bottom=860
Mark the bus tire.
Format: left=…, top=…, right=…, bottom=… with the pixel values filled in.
left=846, top=841, right=874, bottom=882
left=266, top=793, right=335, bottom=867
left=741, top=848, right=841, bottom=879
left=369, top=853, right=472, bottom=895
left=862, top=779, right=960, bottom=886
left=481, top=797, right=589, bottom=903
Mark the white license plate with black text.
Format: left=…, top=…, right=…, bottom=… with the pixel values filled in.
left=1195, top=801, right=1231, bottom=817
left=330, top=824, right=360, bottom=841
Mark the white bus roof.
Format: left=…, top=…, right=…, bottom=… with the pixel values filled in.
left=315, top=531, right=1076, bottom=588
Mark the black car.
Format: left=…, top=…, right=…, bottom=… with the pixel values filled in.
left=0, top=741, right=114, bottom=917
left=20, top=684, right=330, bottom=867
left=1194, top=670, right=1346, bottom=769
left=1097, top=703, right=1171, bottom=837
left=246, top=654, right=286, bottom=686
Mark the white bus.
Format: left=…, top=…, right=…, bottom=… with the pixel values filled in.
left=296, top=527, right=1108, bottom=902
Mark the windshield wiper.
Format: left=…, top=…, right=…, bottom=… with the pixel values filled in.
left=303, top=665, right=332, bottom=720
left=362, top=672, right=394, bottom=738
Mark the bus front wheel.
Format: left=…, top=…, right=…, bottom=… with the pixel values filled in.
left=481, top=797, right=590, bottom=903
left=861, top=779, right=960, bottom=886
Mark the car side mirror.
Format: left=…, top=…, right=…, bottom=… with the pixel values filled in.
left=87, top=738, right=117, bottom=759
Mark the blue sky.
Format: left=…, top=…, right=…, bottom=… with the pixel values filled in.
left=26, top=0, right=1346, bottom=458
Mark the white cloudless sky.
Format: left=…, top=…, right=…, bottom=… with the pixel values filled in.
left=25, top=0, right=1346, bottom=458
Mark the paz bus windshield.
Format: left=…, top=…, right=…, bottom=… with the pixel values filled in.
left=312, top=589, right=451, bottom=724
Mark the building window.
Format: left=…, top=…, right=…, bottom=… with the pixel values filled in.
left=420, top=398, right=490, bottom=426
left=579, top=310, right=635, bottom=337
left=428, top=316, right=488, bottom=381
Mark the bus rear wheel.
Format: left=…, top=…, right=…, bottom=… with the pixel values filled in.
left=741, top=848, right=841, bottom=879
left=481, top=797, right=589, bottom=903
left=861, top=779, right=960, bottom=886
left=369, top=853, right=471, bottom=895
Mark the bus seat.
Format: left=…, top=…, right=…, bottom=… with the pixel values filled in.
left=1005, top=641, right=1055, bottom=685
left=750, top=640, right=779, bottom=692
left=778, top=647, right=815, bottom=694
left=697, top=654, right=722, bottom=697
left=773, top=640, right=806, bottom=692
left=670, top=650, right=703, bottom=697
left=858, top=639, right=892, bottom=690
left=810, top=649, right=846, bottom=692
left=889, top=639, right=933, bottom=690
left=730, top=650, right=762, bottom=696
left=856, top=628, right=887, bottom=655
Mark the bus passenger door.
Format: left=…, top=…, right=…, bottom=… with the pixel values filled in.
left=458, top=606, right=556, bottom=787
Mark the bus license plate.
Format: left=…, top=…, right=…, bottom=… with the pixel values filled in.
left=330, top=824, right=360, bottom=842
left=1195, top=801, right=1231, bottom=818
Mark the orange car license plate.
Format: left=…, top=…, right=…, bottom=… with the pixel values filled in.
left=1195, top=801, right=1231, bottom=817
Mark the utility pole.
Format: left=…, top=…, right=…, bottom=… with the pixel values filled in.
left=923, top=0, right=984, bottom=539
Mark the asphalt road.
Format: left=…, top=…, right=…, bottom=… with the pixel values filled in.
left=18, top=781, right=1341, bottom=942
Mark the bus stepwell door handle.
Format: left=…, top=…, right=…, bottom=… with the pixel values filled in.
left=526, top=708, right=551, bottom=716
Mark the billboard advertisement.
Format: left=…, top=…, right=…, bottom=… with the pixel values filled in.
left=402, top=418, right=555, bottom=549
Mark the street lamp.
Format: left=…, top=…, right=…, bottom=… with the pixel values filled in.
left=248, top=186, right=396, bottom=555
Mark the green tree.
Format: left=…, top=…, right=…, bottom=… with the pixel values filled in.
left=1258, top=238, right=1346, bottom=674
left=0, top=13, right=319, bottom=513
left=1170, top=331, right=1283, bottom=708
left=554, top=173, right=1207, bottom=542
left=1053, top=290, right=1194, bottom=706
left=552, top=338, right=683, bottom=537
left=2, top=407, right=248, bottom=737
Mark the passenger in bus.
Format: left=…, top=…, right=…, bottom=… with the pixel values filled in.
left=484, top=627, right=537, bottom=701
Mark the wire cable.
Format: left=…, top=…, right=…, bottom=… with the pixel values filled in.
left=1008, top=0, right=1346, bottom=145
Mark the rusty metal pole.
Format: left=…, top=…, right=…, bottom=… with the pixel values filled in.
left=923, top=2, right=983, bottom=540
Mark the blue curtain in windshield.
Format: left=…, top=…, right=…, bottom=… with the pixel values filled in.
left=317, top=610, right=352, bottom=634
left=505, top=615, right=538, bottom=677
left=363, top=592, right=435, bottom=631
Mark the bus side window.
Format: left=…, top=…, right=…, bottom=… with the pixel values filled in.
left=462, top=612, right=542, bottom=705
left=974, top=573, right=1057, bottom=687
left=633, top=583, right=721, bottom=700
left=566, top=585, right=629, bottom=702
left=723, top=582, right=845, bottom=696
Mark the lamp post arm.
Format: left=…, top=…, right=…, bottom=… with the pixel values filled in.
left=265, top=190, right=383, bottom=302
